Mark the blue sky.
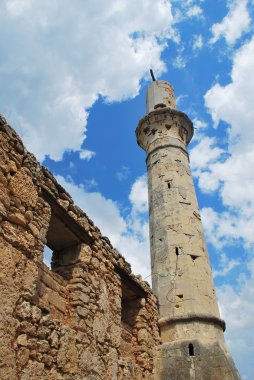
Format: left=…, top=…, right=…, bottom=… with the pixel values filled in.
left=0, top=0, right=254, bottom=378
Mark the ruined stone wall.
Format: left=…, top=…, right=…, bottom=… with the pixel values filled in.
left=0, top=114, right=160, bottom=380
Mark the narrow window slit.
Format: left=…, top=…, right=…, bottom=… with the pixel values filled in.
left=168, top=182, right=171, bottom=189
left=189, top=343, right=194, bottom=356
left=175, top=247, right=179, bottom=256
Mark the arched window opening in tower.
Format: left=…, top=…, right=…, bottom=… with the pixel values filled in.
left=175, top=247, right=179, bottom=256
left=189, top=343, right=194, bottom=356
left=168, top=182, right=171, bottom=189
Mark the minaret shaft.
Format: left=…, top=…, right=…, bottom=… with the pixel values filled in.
left=137, top=107, right=222, bottom=341
left=136, top=80, right=241, bottom=380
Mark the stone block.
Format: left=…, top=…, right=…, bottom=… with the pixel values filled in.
left=9, top=168, right=38, bottom=207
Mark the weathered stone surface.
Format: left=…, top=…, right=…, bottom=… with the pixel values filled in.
left=16, top=347, right=30, bottom=367
left=2, top=221, right=35, bottom=251
left=9, top=168, right=38, bottom=207
left=0, top=182, right=10, bottom=208
left=0, top=200, right=7, bottom=218
left=57, top=328, right=78, bottom=373
left=28, top=223, right=40, bottom=237
left=7, top=212, right=27, bottom=227
left=15, top=301, right=32, bottom=320
left=136, top=81, right=241, bottom=379
left=31, top=306, right=41, bottom=323
left=17, top=334, right=28, bottom=346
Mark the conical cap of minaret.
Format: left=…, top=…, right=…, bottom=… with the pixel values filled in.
left=146, top=80, right=176, bottom=114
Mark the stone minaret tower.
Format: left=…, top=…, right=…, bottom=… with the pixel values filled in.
left=136, top=79, right=241, bottom=379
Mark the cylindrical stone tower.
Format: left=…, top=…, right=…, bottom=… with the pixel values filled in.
left=136, top=80, right=241, bottom=379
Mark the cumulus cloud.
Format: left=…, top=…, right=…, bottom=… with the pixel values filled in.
left=129, top=174, right=148, bottom=213
left=201, top=206, right=254, bottom=250
left=190, top=136, right=223, bottom=174
left=217, top=260, right=254, bottom=380
left=56, top=174, right=151, bottom=280
left=205, top=37, right=254, bottom=149
left=187, top=36, right=254, bottom=378
left=192, top=34, right=204, bottom=50
left=0, top=0, right=174, bottom=161
left=186, top=5, right=203, bottom=18
left=79, top=149, right=95, bottom=161
left=189, top=37, right=254, bottom=248
left=6, top=0, right=32, bottom=17
left=173, top=54, right=187, bottom=69
left=210, top=0, right=250, bottom=45
left=195, top=149, right=254, bottom=248
left=213, top=253, right=240, bottom=278
left=191, top=118, right=208, bottom=142
left=173, top=0, right=204, bottom=23
left=116, top=166, right=131, bottom=181
left=192, top=37, right=254, bottom=377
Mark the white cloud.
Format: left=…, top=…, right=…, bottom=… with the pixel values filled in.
left=175, top=94, right=188, bottom=107
left=79, top=149, right=95, bottom=161
left=205, top=37, right=254, bottom=149
left=129, top=174, right=148, bottom=213
left=116, top=166, right=131, bottom=181
left=210, top=0, right=250, bottom=45
left=173, top=1, right=204, bottom=23
left=213, top=253, right=240, bottom=277
left=83, top=179, right=98, bottom=190
left=186, top=5, right=203, bottom=18
left=193, top=118, right=208, bottom=131
left=0, top=0, right=174, bottom=161
left=193, top=40, right=254, bottom=379
left=201, top=206, right=254, bottom=249
left=173, top=54, right=187, bottom=69
left=189, top=37, right=254, bottom=251
left=190, top=136, right=223, bottom=174
left=217, top=259, right=254, bottom=380
left=5, top=0, right=32, bottom=17
left=192, top=34, right=203, bottom=50
left=172, top=44, right=188, bottom=69
left=191, top=118, right=208, bottom=142
left=56, top=174, right=151, bottom=281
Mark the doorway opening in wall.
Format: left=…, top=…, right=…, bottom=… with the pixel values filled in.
left=43, top=245, right=53, bottom=268
left=189, top=343, right=194, bottom=356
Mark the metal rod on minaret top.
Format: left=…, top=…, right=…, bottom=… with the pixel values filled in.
left=150, top=69, right=156, bottom=82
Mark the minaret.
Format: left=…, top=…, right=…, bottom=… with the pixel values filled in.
left=136, top=78, right=241, bottom=379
